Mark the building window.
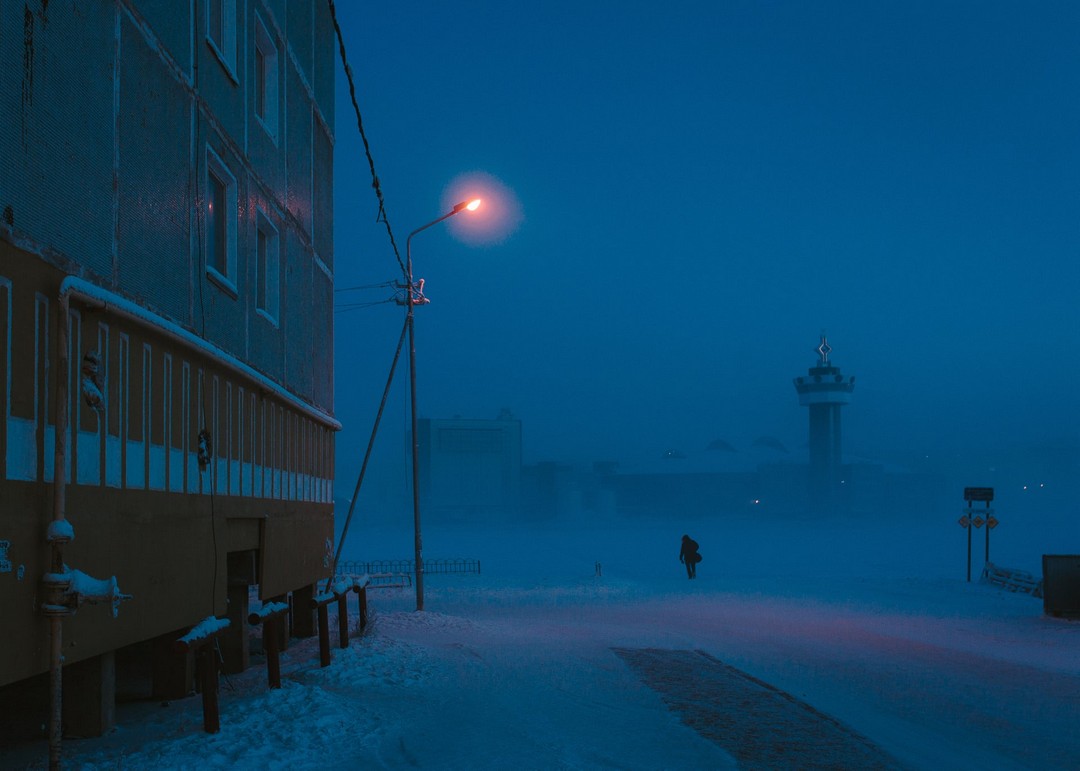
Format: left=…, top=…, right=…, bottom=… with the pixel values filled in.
left=206, top=147, right=238, bottom=294
left=255, top=209, right=279, bottom=324
left=253, top=12, right=278, bottom=140
left=206, top=0, right=237, bottom=76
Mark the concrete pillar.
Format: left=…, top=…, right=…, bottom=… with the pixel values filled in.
left=63, top=651, right=115, bottom=737
left=221, top=580, right=250, bottom=674
left=152, top=631, right=193, bottom=700
left=291, top=584, right=316, bottom=638
left=0, top=671, right=50, bottom=744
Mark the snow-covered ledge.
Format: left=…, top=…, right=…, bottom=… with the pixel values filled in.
left=60, top=276, right=340, bottom=430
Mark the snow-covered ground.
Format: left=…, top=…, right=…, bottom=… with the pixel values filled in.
left=4, top=515, right=1078, bottom=769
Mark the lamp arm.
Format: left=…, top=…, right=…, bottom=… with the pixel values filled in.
left=404, top=203, right=469, bottom=279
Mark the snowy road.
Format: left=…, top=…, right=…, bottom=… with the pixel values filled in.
left=631, top=589, right=1080, bottom=770
left=368, top=579, right=1079, bottom=770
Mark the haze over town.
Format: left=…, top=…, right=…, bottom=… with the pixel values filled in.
left=329, top=1, right=1080, bottom=520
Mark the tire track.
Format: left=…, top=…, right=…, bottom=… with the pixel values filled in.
left=614, top=647, right=906, bottom=770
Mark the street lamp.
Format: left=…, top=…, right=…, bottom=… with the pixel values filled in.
left=404, top=198, right=481, bottom=611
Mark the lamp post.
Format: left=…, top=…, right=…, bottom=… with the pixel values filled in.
left=404, top=198, right=481, bottom=611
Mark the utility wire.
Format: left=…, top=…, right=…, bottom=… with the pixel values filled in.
left=335, top=298, right=397, bottom=314
left=335, top=281, right=398, bottom=293
left=327, top=0, right=406, bottom=278
left=335, top=282, right=400, bottom=311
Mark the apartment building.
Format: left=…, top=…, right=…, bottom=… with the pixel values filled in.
left=0, top=0, right=336, bottom=739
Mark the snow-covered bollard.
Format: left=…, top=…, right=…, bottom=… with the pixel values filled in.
left=349, top=574, right=372, bottom=633
left=247, top=602, right=290, bottom=690
left=307, top=574, right=373, bottom=670
left=330, top=576, right=368, bottom=647
left=332, top=574, right=373, bottom=643
left=310, top=591, right=338, bottom=668
left=174, top=616, right=232, bottom=734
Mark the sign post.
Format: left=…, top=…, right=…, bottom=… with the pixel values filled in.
left=959, top=508, right=972, bottom=582
left=962, top=487, right=994, bottom=582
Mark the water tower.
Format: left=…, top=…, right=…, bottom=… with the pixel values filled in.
left=793, top=335, right=855, bottom=512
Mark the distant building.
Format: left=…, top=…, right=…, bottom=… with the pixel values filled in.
left=793, top=335, right=855, bottom=513
left=521, top=460, right=615, bottom=521
left=1, top=0, right=336, bottom=741
left=417, top=410, right=522, bottom=522
left=592, top=443, right=944, bottom=522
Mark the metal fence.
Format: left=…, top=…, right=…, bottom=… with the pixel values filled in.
left=337, top=558, right=481, bottom=577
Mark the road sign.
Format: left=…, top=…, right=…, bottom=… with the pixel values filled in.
left=958, top=516, right=970, bottom=528
left=987, top=516, right=999, bottom=529
left=964, top=487, right=994, bottom=502
left=973, top=516, right=985, bottom=528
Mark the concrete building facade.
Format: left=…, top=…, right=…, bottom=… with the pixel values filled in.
left=0, top=0, right=336, bottom=742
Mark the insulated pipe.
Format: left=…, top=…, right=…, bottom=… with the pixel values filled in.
left=47, top=289, right=71, bottom=771
left=52, top=291, right=70, bottom=531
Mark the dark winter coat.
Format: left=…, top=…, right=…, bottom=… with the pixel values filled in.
left=679, top=536, right=700, bottom=564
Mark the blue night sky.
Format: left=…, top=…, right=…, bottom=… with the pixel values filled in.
left=330, top=1, right=1080, bottom=492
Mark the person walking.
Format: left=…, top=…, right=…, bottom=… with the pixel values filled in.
left=679, top=534, right=701, bottom=579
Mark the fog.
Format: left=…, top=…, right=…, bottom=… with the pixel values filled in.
left=328, top=2, right=1080, bottom=541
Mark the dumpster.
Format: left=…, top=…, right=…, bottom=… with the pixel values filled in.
left=1042, top=555, right=1080, bottom=618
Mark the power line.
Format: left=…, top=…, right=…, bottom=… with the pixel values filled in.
left=335, top=281, right=398, bottom=293
left=335, top=298, right=397, bottom=314
left=327, top=0, right=406, bottom=279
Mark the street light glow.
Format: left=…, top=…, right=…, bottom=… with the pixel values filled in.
left=443, top=171, right=523, bottom=245
left=452, top=198, right=483, bottom=214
